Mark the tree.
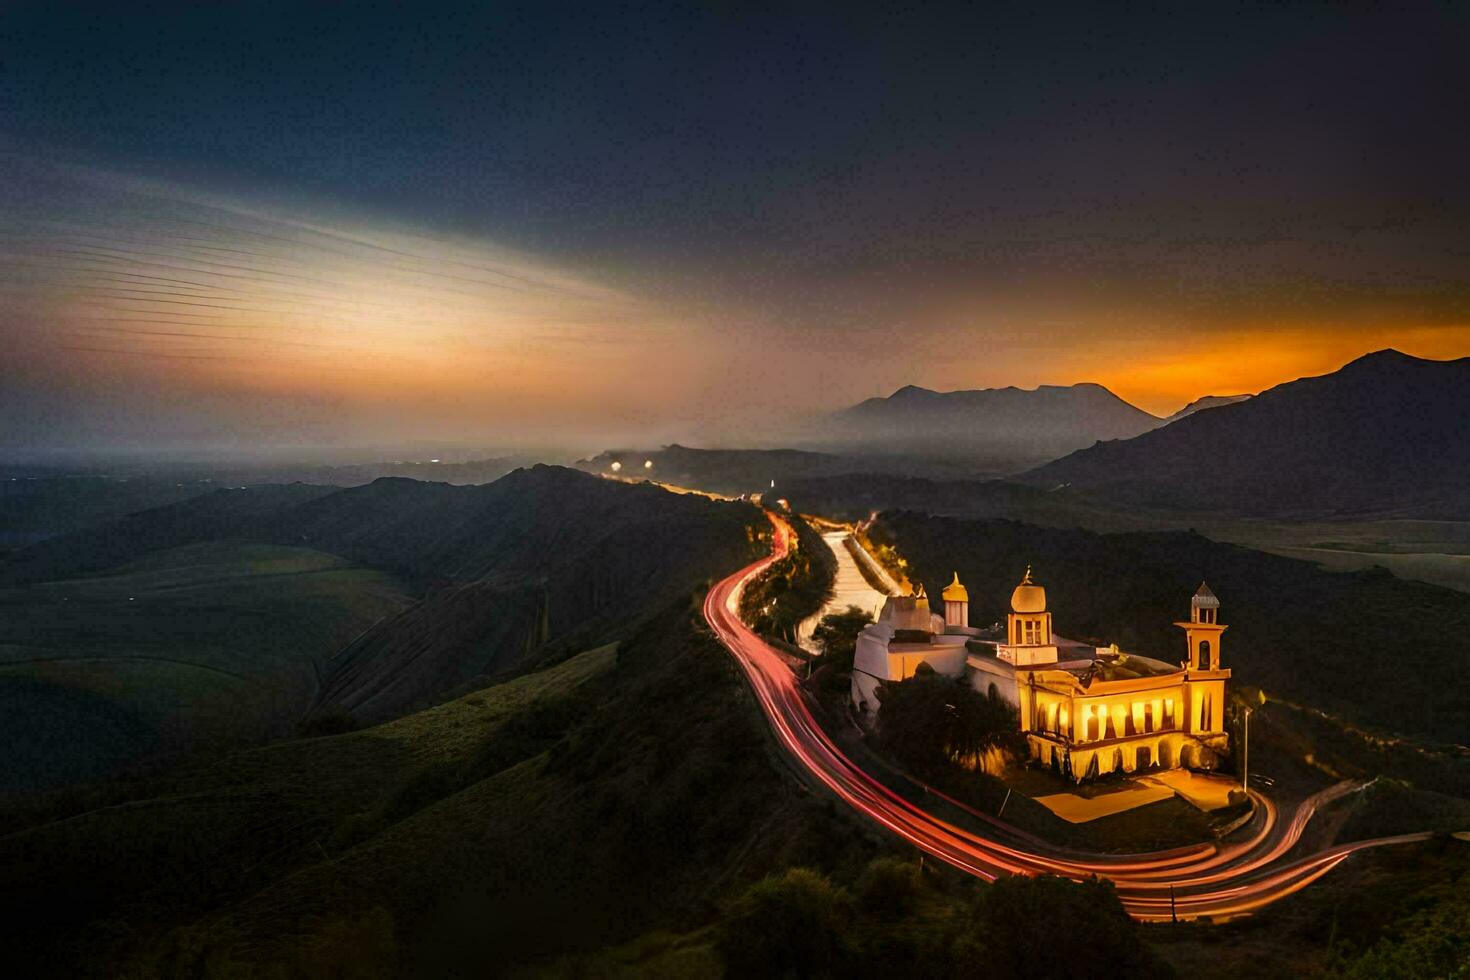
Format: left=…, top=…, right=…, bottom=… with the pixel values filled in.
left=876, top=670, right=1019, bottom=776
left=717, top=868, right=854, bottom=978
left=811, top=605, right=872, bottom=672
left=968, top=875, right=1171, bottom=980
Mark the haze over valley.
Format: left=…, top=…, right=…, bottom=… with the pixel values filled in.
left=3, top=4, right=1470, bottom=977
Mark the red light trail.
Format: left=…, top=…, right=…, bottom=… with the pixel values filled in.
left=704, top=513, right=1435, bottom=920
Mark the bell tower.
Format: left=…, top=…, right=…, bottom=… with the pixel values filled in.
left=996, top=566, right=1058, bottom=665
left=941, top=572, right=969, bottom=629
left=1176, top=582, right=1226, bottom=670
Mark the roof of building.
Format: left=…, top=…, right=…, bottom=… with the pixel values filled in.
left=1010, top=566, right=1047, bottom=613
left=1073, top=651, right=1180, bottom=683
left=941, top=572, right=969, bottom=602
left=1192, top=582, right=1220, bottom=607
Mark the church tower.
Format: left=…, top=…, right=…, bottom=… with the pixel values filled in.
left=1176, top=583, right=1226, bottom=670
left=941, top=572, right=969, bottom=629
left=1007, top=567, right=1052, bottom=647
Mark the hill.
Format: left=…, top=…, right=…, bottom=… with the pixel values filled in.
left=1024, top=350, right=1470, bottom=519
left=810, top=382, right=1162, bottom=471
left=873, top=511, right=1470, bottom=745
left=1162, top=394, right=1251, bottom=423
left=0, top=475, right=216, bottom=550
left=0, top=467, right=763, bottom=788
left=0, top=600, right=888, bottom=976
left=0, top=541, right=414, bottom=797
left=576, top=443, right=982, bottom=494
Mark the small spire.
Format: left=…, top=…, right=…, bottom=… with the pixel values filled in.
left=942, top=572, right=969, bottom=602
left=1020, top=565, right=1034, bottom=585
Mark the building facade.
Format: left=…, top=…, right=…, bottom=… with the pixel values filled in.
left=851, top=567, right=1232, bottom=782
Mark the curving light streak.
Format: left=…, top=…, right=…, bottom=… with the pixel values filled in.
left=705, top=512, right=1438, bottom=920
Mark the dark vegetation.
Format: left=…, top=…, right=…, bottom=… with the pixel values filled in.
left=738, top=511, right=836, bottom=642
left=0, top=542, right=413, bottom=797
left=811, top=605, right=873, bottom=672
left=1150, top=838, right=1470, bottom=978
left=0, top=466, right=762, bottom=795
left=576, top=444, right=981, bottom=496
left=1025, top=350, right=1470, bottom=520
left=874, top=511, right=1470, bottom=745
left=716, top=865, right=1170, bottom=979
left=876, top=666, right=1022, bottom=777
left=0, top=599, right=911, bottom=976
left=0, top=474, right=214, bottom=547
left=781, top=470, right=1107, bottom=526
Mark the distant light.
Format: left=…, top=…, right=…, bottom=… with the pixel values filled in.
left=610, top=461, right=622, bottom=472
left=429, top=459, right=441, bottom=463
left=643, top=459, right=653, bottom=470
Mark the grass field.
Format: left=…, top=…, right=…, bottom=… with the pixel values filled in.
left=1, top=600, right=889, bottom=976
left=0, top=541, right=414, bottom=795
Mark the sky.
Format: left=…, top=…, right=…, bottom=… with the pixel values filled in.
left=2, top=2, right=1468, bottom=453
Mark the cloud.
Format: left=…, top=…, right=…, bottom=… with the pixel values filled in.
left=0, top=153, right=715, bottom=449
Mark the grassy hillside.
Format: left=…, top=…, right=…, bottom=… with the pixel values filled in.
left=872, top=512, right=1470, bottom=746
left=0, top=600, right=892, bottom=976
left=0, top=466, right=765, bottom=777
left=0, top=475, right=215, bottom=548
left=0, top=541, right=413, bottom=796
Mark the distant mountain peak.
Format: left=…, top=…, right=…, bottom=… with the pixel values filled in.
left=818, top=379, right=1161, bottom=471
left=1350, top=347, right=1413, bottom=364
left=889, top=384, right=937, bottom=399
left=1025, top=349, right=1470, bottom=519
left=1165, top=394, right=1251, bottom=423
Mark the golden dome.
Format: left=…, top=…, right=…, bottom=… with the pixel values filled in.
left=941, top=572, right=969, bottom=602
left=1010, top=566, right=1047, bottom=613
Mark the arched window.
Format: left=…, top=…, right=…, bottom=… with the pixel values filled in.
left=1199, top=640, right=1212, bottom=667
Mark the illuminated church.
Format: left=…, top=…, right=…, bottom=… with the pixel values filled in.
left=850, top=568, right=1231, bottom=782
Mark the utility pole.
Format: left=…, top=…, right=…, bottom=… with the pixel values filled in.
left=1170, top=885, right=1177, bottom=924
left=1241, top=705, right=1252, bottom=792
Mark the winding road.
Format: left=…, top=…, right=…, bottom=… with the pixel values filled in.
left=704, top=513, right=1436, bottom=920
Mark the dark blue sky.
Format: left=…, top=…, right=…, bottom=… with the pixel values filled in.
left=2, top=3, right=1468, bottom=449
left=9, top=4, right=1465, bottom=266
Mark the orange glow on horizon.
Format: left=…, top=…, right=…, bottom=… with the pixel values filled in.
left=6, top=163, right=1469, bottom=445
left=1084, top=325, right=1470, bottom=416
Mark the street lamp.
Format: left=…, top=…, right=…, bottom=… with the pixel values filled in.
left=1241, top=705, right=1252, bottom=792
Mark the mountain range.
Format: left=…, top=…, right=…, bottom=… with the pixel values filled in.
left=1024, top=350, right=1470, bottom=519
left=815, top=382, right=1161, bottom=470
left=0, top=466, right=761, bottom=792
left=1162, top=393, right=1252, bottom=423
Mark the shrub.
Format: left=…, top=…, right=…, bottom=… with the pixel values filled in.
left=717, top=868, right=853, bottom=978
left=812, top=606, right=872, bottom=672
left=854, top=856, right=921, bottom=916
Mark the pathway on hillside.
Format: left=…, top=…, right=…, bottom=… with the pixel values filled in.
left=796, top=530, right=892, bottom=653
left=706, top=511, right=1440, bottom=921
